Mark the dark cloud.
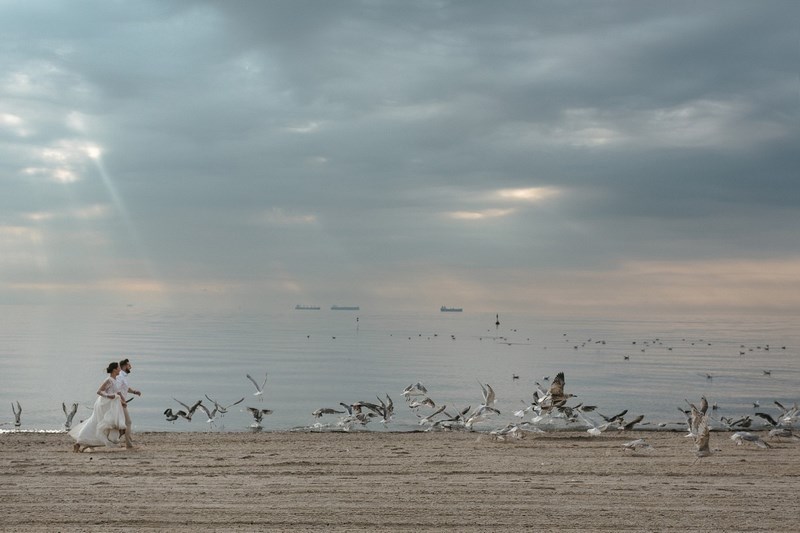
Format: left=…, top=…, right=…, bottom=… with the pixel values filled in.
left=1, top=1, right=797, bottom=313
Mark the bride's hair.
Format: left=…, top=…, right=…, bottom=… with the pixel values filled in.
left=106, top=362, right=119, bottom=374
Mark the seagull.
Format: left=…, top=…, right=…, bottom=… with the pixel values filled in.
left=401, top=382, right=428, bottom=399
left=465, top=405, right=501, bottom=429
left=576, top=410, right=613, bottom=436
left=489, top=423, right=538, bottom=441
left=337, top=412, right=374, bottom=431
left=549, top=372, right=569, bottom=403
left=532, top=372, right=575, bottom=414
left=204, top=395, right=244, bottom=416
left=768, top=428, right=799, bottom=441
left=172, top=398, right=203, bottom=421
left=62, top=402, right=79, bottom=430
left=408, top=397, right=436, bottom=410
left=684, top=396, right=709, bottom=437
left=598, top=409, right=628, bottom=424
left=312, top=407, right=345, bottom=418
left=622, top=438, right=653, bottom=452
left=361, top=394, right=394, bottom=424
left=418, top=404, right=447, bottom=426
left=754, top=412, right=779, bottom=427
left=429, top=405, right=471, bottom=430
left=546, top=371, right=576, bottom=408
left=477, top=380, right=497, bottom=409
left=336, top=403, right=375, bottom=430
left=731, top=432, right=771, bottom=449
left=195, top=402, right=221, bottom=426
left=693, top=412, right=712, bottom=458
left=620, top=414, right=645, bottom=431
left=725, top=416, right=753, bottom=429
left=514, top=399, right=537, bottom=418
left=11, top=401, right=21, bottom=427
left=768, top=401, right=799, bottom=427
left=246, top=372, right=268, bottom=401
left=163, top=408, right=181, bottom=422
left=246, top=406, right=273, bottom=427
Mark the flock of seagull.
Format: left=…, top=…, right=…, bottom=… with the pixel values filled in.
left=163, top=372, right=271, bottom=428
left=152, top=366, right=800, bottom=460
left=4, top=367, right=799, bottom=461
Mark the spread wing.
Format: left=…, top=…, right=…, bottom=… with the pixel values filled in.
left=549, top=372, right=565, bottom=398
left=694, top=414, right=711, bottom=453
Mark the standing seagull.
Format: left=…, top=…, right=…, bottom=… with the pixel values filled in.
left=62, top=402, right=79, bottom=430
left=12, top=401, right=22, bottom=427
left=246, top=372, right=268, bottom=401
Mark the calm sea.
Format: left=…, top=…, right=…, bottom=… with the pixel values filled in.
left=1, top=305, right=798, bottom=433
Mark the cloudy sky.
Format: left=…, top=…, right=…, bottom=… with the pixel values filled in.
left=1, top=1, right=798, bottom=317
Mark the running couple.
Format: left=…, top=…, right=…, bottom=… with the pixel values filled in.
left=70, top=358, right=142, bottom=452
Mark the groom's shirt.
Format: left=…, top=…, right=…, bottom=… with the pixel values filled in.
left=116, top=370, right=130, bottom=395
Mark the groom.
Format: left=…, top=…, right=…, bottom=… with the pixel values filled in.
left=116, top=358, right=142, bottom=449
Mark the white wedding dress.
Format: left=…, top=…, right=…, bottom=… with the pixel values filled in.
left=69, top=377, right=126, bottom=447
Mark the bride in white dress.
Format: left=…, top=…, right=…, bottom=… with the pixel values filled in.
left=69, top=361, right=127, bottom=452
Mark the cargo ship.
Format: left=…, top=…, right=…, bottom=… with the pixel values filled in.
left=331, top=305, right=360, bottom=311
left=295, top=304, right=321, bottom=310
left=440, top=306, right=463, bottom=312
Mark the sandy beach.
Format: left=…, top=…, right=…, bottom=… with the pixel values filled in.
left=1, top=429, right=798, bottom=532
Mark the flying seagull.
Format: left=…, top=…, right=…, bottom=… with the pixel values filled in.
left=204, top=395, right=245, bottom=416
left=731, top=432, right=771, bottom=449
left=246, top=406, right=273, bottom=427
left=172, top=398, right=203, bottom=421
left=477, top=380, right=497, bottom=409
left=768, top=428, right=799, bottom=441
left=401, top=382, right=428, bottom=399
left=358, top=395, right=395, bottom=424
left=408, top=397, right=436, bottom=410
left=693, top=410, right=712, bottom=459
left=195, top=402, right=221, bottom=426
left=312, top=407, right=345, bottom=418
left=536, top=371, right=576, bottom=413
left=598, top=409, right=628, bottom=424
left=465, top=405, right=501, bottom=429
left=622, top=438, right=653, bottom=452
left=620, top=414, right=645, bottom=431
left=246, top=372, right=268, bottom=401
left=418, top=404, right=447, bottom=426
left=62, top=402, right=79, bottom=430
left=11, top=401, right=21, bottom=427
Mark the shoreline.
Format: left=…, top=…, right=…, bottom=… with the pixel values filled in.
left=2, top=430, right=799, bottom=531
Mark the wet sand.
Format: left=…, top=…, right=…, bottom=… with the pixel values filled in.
left=1, top=430, right=798, bottom=531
